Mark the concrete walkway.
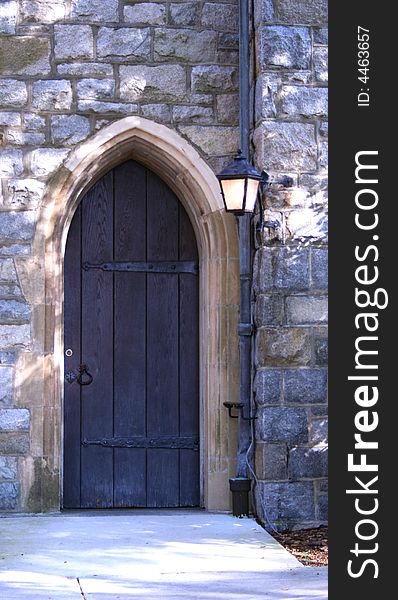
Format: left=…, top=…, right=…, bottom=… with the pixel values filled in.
left=0, top=510, right=327, bottom=599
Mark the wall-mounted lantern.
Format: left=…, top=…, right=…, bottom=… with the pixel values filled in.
left=217, top=150, right=262, bottom=214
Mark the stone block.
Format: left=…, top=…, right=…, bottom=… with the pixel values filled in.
left=254, top=368, right=282, bottom=405
left=284, top=369, right=327, bottom=404
left=314, top=336, right=328, bottom=366
left=320, top=480, right=328, bottom=492
left=20, top=1, right=66, bottom=24
left=258, top=26, right=311, bottom=70
left=254, top=294, right=284, bottom=327
left=311, top=405, right=328, bottom=417
left=289, top=446, right=328, bottom=479
left=319, top=140, right=328, bottom=169
left=94, top=119, right=112, bottom=131
left=253, top=247, right=310, bottom=293
left=286, top=296, right=328, bottom=325
left=0, top=367, right=13, bottom=406
left=5, top=131, right=46, bottom=146
left=0, top=113, right=21, bottom=126
left=154, top=29, right=217, bottom=63
left=0, top=36, right=51, bottom=76
left=258, top=406, right=308, bottom=443
left=51, top=115, right=91, bottom=146
left=76, top=79, right=115, bottom=100
left=0, top=1, right=17, bottom=34
left=254, top=121, right=317, bottom=171
left=0, top=80, right=28, bottom=108
left=178, top=126, right=239, bottom=156
left=120, top=65, right=187, bottom=102
left=218, top=33, right=239, bottom=50
left=0, top=456, right=17, bottom=480
left=0, top=258, right=17, bottom=281
left=70, top=0, right=118, bottom=22
left=272, top=0, right=328, bottom=25
left=319, top=122, right=328, bottom=138
left=6, top=179, right=45, bottom=209
left=318, top=494, right=328, bottom=521
left=282, top=71, right=312, bottom=84
left=191, top=66, right=238, bottom=92
left=201, top=3, right=238, bottom=31
left=256, top=327, right=311, bottom=367
left=218, top=49, right=238, bottom=64
left=141, top=104, right=171, bottom=122
left=314, top=47, right=328, bottom=83
left=57, top=63, right=114, bottom=77
left=32, top=80, right=72, bottom=111
left=311, top=248, right=328, bottom=289
left=0, top=432, right=30, bottom=453
left=172, top=106, right=213, bottom=124
left=170, top=3, right=199, bottom=26
left=0, top=212, right=35, bottom=242
left=0, top=482, right=19, bottom=509
left=54, top=25, right=94, bottom=60
left=0, top=300, right=31, bottom=324
left=97, top=27, right=151, bottom=59
left=77, top=101, right=139, bottom=114
left=216, top=94, right=239, bottom=124
left=310, top=418, right=328, bottom=445
left=0, top=150, right=24, bottom=177
left=0, top=352, right=16, bottom=365
left=285, top=369, right=327, bottom=404
left=0, top=245, right=31, bottom=257
left=30, top=148, right=69, bottom=176
left=0, top=409, right=30, bottom=431
left=254, top=0, right=275, bottom=26
left=300, top=174, right=328, bottom=192
left=124, top=3, right=166, bottom=25
left=258, top=481, right=315, bottom=523
left=255, top=73, right=278, bottom=120
left=23, top=114, right=46, bottom=129
left=189, top=94, right=213, bottom=106
left=280, top=86, right=328, bottom=118
left=0, top=283, right=21, bottom=297
left=255, top=443, right=287, bottom=480
left=314, top=28, right=328, bottom=45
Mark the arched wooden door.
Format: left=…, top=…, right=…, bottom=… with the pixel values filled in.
left=63, top=160, right=199, bottom=509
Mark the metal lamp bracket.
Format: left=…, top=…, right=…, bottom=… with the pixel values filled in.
left=223, top=402, right=257, bottom=421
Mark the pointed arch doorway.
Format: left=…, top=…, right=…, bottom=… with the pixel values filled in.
left=63, top=160, right=200, bottom=508
left=30, top=117, right=239, bottom=513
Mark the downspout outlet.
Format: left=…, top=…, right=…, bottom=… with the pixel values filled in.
left=229, top=477, right=252, bottom=517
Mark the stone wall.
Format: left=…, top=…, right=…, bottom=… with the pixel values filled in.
left=0, top=0, right=240, bottom=511
left=252, top=0, right=328, bottom=530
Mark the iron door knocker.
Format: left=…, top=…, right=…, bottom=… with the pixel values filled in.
left=77, top=364, right=93, bottom=386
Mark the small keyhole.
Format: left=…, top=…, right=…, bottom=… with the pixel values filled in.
left=65, top=349, right=73, bottom=357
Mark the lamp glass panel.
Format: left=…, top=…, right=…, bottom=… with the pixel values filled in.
left=221, top=178, right=246, bottom=211
left=245, top=178, right=260, bottom=212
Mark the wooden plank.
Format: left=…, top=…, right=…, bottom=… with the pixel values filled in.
left=113, top=160, right=147, bottom=507
left=179, top=451, right=200, bottom=507
left=178, top=204, right=200, bottom=506
left=63, top=205, right=82, bottom=508
left=80, top=172, right=114, bottom=508
left=114, top=448, right=146, bottom=507
left=147, top=450, right=179, bottom=508
left=146, top=170, right=180, bottom=506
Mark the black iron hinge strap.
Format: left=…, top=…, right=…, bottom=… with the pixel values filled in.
left=82, top=436, right=199, bottom=451
left=82, top=261, right=198, bottom=275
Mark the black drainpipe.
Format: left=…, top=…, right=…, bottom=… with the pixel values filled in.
left=229, top=0, right=253, bottom=517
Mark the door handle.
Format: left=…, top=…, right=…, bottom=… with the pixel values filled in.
left=77, top=364, right=94, bottom=386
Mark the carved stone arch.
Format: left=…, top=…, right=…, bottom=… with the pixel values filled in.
left=28, top=117, right=239, bottom=511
